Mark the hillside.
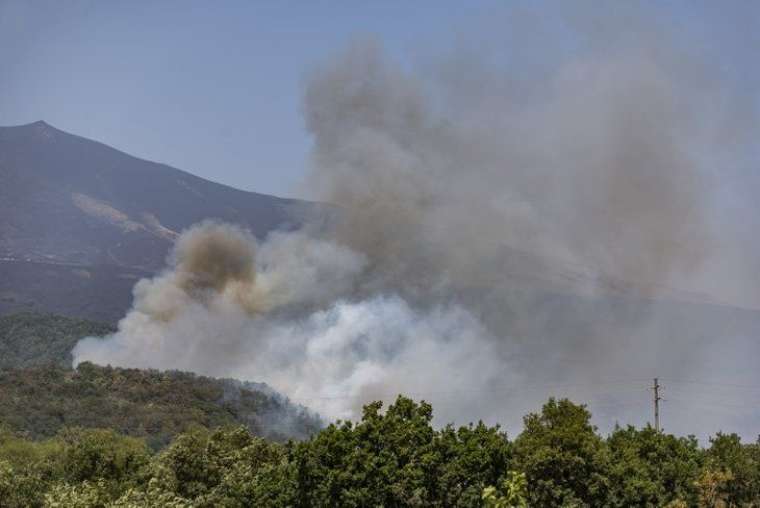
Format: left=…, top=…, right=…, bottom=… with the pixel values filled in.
left=0, top=362, right=321, bottom=449
left=0, top=312, right=114, bottom=369
left=0, top=121, right=320, bottom=322
left=0, top=312, right=321, bottom=448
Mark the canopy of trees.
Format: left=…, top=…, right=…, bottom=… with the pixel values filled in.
left=1, top=396, right=758, bottom=507
left=0, top=312, right=114, bottom=369
left=0, top=363, right=321, bottom=449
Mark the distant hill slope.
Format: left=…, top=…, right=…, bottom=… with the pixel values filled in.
left=0, top=260, right=148, bottom=323
left=0, top=312, right=321, bottom=447
left=0, top=312, right=114, bottom=369
left=0, top=362, right=322, bottom=449
left=0, top=121, right=319, bottom=321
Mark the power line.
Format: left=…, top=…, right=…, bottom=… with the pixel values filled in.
left=281, top=376, right=759, bottom=429
left=285, top=378, right=652, bottom=402
left=661, top=378, right=760, bottom=391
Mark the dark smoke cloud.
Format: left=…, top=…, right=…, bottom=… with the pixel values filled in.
left=143, top=221, right=260, bottom=320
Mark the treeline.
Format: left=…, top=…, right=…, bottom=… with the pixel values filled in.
left=1, top=396, right=758, bottom=507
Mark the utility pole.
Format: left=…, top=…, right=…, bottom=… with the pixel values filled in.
left=652, top=378, right=662, bottom=432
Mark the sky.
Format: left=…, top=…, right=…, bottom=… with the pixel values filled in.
left=0, top=0, right=497, bottom=197
left=2, top=0, right=757, bottom=198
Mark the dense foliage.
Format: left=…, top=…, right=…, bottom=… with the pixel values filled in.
left=1, top=396, right=758, bottom=507
left=0, top=312, right=114, bottom=369
left=0, top=363, right=321, bottom=449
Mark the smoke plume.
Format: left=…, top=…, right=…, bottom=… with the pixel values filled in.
left=74, top=5, right=760, bottom=439
left=74, top=221, right=508, bottom=423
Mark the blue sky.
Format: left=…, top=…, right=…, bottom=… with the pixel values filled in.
left=1, top=0, right=757, bottom=197
left=0, top=0, right=497, bottom=196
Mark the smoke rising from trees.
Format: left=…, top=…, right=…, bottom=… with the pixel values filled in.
left=74, top=6, right=760, bottom=438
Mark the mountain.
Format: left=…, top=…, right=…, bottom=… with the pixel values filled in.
left=0, top=121, right=315, bottom=322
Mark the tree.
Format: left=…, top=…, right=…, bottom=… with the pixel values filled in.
left=513, top=398, right=610, bottom=506
left=287, top=395, right=511, bottom=507
left=703, top=432, right=760, bottom=506
left=606, top=424, right=702, bottom=506
left=144, top=425, right=289, bottom=507
left=482, top=471, right=528, bottom=508
left=43, top=479, right=113, bottom=508
left=56, top=428, right=150, bottom=491
left=695, top=469, right=733, bottom=508
left=431, top=421, right=512, bottom=506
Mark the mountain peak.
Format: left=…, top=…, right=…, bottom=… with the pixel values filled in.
left=30, top=120, right=57, bottom=141
left=0, top=120, right=59, bottom=140
left=1, top=120, right=52, bottom=129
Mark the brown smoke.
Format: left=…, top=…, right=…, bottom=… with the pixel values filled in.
left=130, top=221, right=265, bottom=322
left=171, top=221, right=261, bottom=312
left=173, top=222, right=256, bottom=294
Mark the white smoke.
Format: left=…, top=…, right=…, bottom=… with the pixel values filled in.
left=74, top=221, right=508, bottom=423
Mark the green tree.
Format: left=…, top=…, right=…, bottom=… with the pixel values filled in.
left=703, top=432, right=760, bottom=506
left=606, top=424, right=702, bottom=506
left=513, top=398, right=610, bottom=506
left=482, top=471, right=528, bottom=508
left=431, top=422, right=512, bottom=506
left=56, top=428, right=150, bottom=487
left=0, top=427, right=63, bottom=507
left=695, top=469, right=733, bottom=508
left=110, top=479, right=193, bottom=508
left=146, top=426, right=289, bottom=507
left=43, top=479, right=113, bottom=508
left=287, top=395, right=511, bottom=507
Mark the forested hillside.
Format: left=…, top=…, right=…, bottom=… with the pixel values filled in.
left=0, top=313, right=321, bottom=450
left=1, top=396, right=758, bottom=507
left=0, top=312, right=114, bottom=369
left=0, top=363, right=320, bottom=450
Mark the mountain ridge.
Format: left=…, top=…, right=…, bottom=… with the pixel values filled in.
left=0, top=120, right=322, bottom=321
left=0, top=120, right=311, bottom=268
left=2, top=120, right=296, bottom=201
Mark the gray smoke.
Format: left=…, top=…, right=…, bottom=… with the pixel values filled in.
left=304, top=39, right=714, bottom=298
left=74, top=221, right=508, bottom=424
left=75, top=5, right=760, bottom=440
